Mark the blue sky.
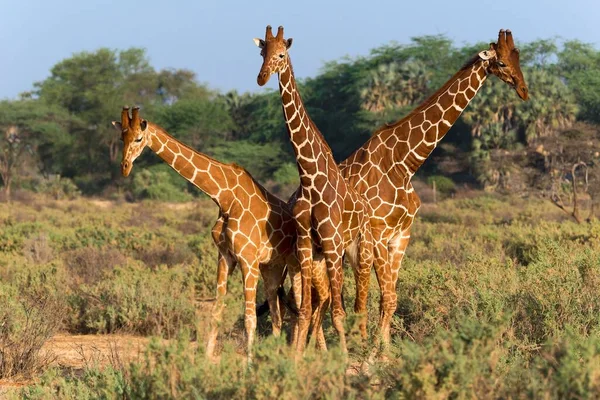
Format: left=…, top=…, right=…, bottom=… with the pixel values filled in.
left=2, top=0, right=598, bottom=99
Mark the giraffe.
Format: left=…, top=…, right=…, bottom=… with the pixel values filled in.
left=112, top=106, right=330, bottom=360
left=255, top=26, right=374, bottom=354
left=338, top=29, right=529, bottom=349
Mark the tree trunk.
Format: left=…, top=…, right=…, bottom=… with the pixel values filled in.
left=571, top=162, right=587, bottom=224
left=3, top=175, right=11, bottom=203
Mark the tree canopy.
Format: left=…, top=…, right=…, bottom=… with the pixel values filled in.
left=1, top=36, right=599, bottom=203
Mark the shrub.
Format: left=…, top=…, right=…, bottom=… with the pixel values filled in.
left=62, top=246, right=128, bottom=285
left=273, top=162, right=299, bottom=185
left=131, top=165, right=193, bottom=202
left=426, top=175, right=456, bottom=195
left=67, top=265, right=197, bottom=338
left=0, top=285, right=64, bottom=380
left=22, top=233, right=54, bottom=264
left=134, top=242, right=195, bottom=269
left=35, top=175, right=81, bottom=200
left=20, top=335, right=373, bottom=400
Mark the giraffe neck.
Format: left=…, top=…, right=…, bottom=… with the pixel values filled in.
left=397, top=59, right=489, bottom=177
left=351, top=57, right=490, bottom=179
left=147, top=124, right=236, bottom=208
left=277, top=59, right=334, bottom=178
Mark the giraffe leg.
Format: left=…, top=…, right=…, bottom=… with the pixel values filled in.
left=372, top=239, right=394, bottom=351
left=309, top=254, right=329, bottom=351
left=321, top=238, right=347, bottom=354
left=354, top=228, right=374, bottom=340
left=295, top=229, right=314, bottom=355
left=239, top=259, right=260, bottom=363
left=260, top=263, right=287, bottom=338
left=288, top=266, right=302, bottom=349
left=381, top=228, right=411, bottom=348
left=206, top=252, right=235, bottom=359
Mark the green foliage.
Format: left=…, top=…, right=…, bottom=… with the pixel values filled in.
left=558, top=40, right=600, bottom=124
left=207, top=140, right=292, bottom=183
left=131, top=164, right=194, bottom=202
left=26, top=48, right=207, bottom=193
left=150, top=96, right=235, bottom=151
left=426, top=175, right=455, bottom=194
left=273, top=162, right=299, bottom=185
left=69, top=264, right=197, bottom=337
left=1, top=36, right=599, bottom=196
left=34, top=175, right=81, bottom=200
left=0, top=99, right=73, bottom=199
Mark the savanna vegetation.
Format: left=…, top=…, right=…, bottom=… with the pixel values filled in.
left=0, top=194, right=598, bottom=398
left=1, top=33, right=600, bottom=398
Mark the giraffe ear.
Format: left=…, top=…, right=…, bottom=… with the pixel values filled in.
left=140, top=120, right=148, bottom=131
left=253, top=38, right=265, bottom=48
left=286, top=38, right=293, bottom=49
left=478, top=49, right=496, bottom=60
left=112, top=121, right=122, bottom=131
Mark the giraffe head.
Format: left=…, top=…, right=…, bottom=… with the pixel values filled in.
left=111, top=106, right=149, bottom=177
left=479, top=29, right=529, bottom=100
left=254, top=25, right=293, bottom=86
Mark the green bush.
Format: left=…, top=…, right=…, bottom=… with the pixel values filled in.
left=35, top=175, right=81, bottom=200
left=273, top=162, right=299, bottom=185
left=0, top=278, right=65, bottom=380
left=131, top=164, right=193, bottom=202
left=67, top=265, right=197, bottom=338
left=426, top=175, right=456, bottom=194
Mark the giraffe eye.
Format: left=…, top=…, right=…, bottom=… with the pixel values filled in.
left=497, top=61, right=506, bottom=67
left=134, top=137, right=143, bottom=143
left=279, top=54, right=284, bottom=59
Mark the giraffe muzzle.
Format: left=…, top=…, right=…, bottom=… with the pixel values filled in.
left=121, top=160, right=132, bottom=177
left=257, top=71, right=270, bottom=86
left=517, top=85, right=529, bottom=101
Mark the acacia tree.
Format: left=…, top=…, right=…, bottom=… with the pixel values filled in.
left=0, top=100, right=71, bottom=201
left=557, top=40, right=600, bottom=124
left=0, top=125, right=27, bottom=201
left=534, top=123, right=600, bottom=222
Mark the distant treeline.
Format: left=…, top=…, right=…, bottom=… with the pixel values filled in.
left=1, top=35, right=599, bottom=202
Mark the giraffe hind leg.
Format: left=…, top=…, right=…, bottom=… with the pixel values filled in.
left=259, top=263, right=287, bottom=338
left=206, top=251, right=236, bottom=359
left=380, top=229, right=411, bottom=350
left=321, top=238, right=347, bottom=354
left=238, top=258, right=260, bottom=364
left=353, top=228, right=374, bottom=340
left=309, top=254, right=330, bottom=351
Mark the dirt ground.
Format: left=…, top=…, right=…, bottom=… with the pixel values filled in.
left=42, top=333, right=154, bottom=370
left=0, top=333, right=155, bottom=396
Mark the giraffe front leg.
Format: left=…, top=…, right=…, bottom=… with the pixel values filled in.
left=239, top=258, right=260, bottom=364
left=206, top=252, right=235, bottom=359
